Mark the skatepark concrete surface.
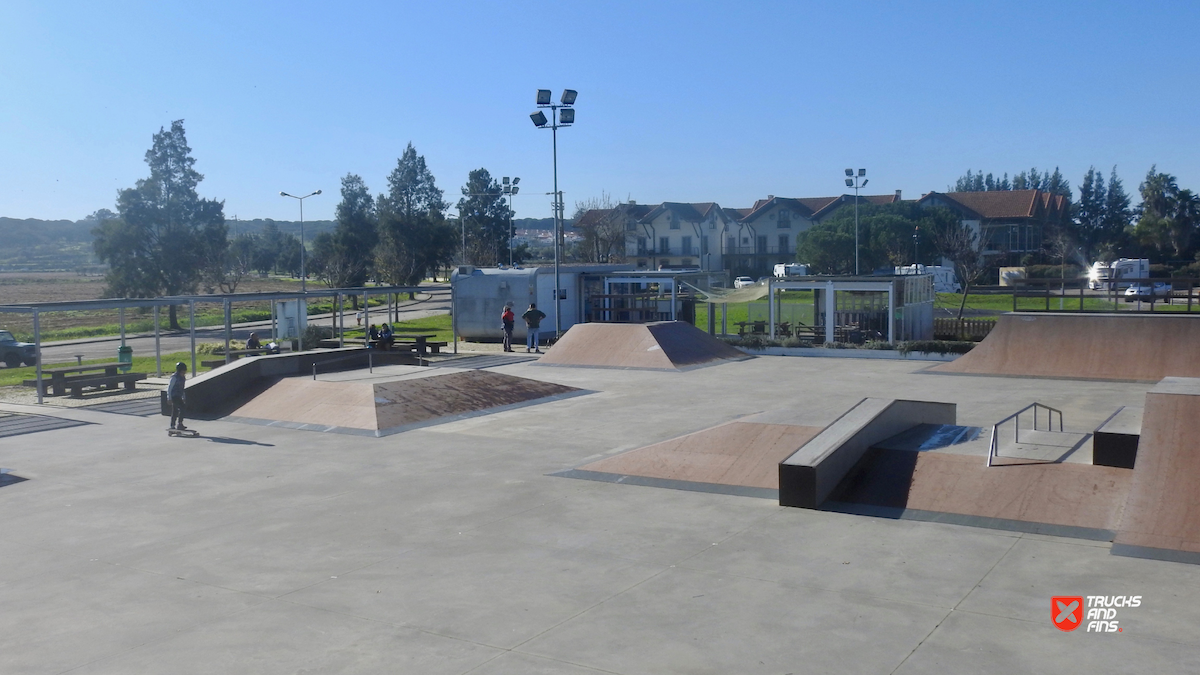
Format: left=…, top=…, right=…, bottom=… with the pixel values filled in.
left=3, top=352, right=1200, bottom=674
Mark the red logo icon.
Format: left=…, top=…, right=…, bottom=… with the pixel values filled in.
left=1053, top=596, right=1084, bottom=631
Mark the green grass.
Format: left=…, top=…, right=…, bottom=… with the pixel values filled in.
left=0, top=351, right=195, bottom=387
left=340, top=314, right=454, bottom=343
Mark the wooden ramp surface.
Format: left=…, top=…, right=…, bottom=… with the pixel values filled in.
left=1113, top=379, right=1200, bottom=560
left=581, top=421, right=822, bottom=490
left=930, top=313, right=1200, bottom=381
left=833, top=448, right=1131, bottom=533
left=230, top=370, right=579, bottom=432
left=539, top=321, right=747, bottom=370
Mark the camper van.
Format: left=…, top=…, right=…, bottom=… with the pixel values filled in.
left=894, top=264, right=961, bottom=294
left=773, top=263, right=809, bottom=278
left=1088, top=259, right=1150, bottom=290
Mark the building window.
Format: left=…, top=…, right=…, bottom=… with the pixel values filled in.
left=659, top=237, right=670, bottom=255
left=778, top=209, right=791, bottom=228
left=700, top=236, right=709, bottom=255
left=681, top=236, right=693, bottom=256
left=726, top=236, right=736, bottom=252
left=681, top=259, right=693, bottom=267
left=636, top=237, right=647, bottom=255
left=779, top=234, right=788, bottom=254
left=756, top=236, right=767, bottom=254
left=670, top=217, right=680, bottom=230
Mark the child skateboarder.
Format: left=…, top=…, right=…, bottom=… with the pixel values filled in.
left=168, top=362, right=188, bottom=431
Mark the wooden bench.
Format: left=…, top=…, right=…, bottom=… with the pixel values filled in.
left=22, top=361, right=124, bottom=396
left=63, top=372, right=146, bottom=398
left=393, top=340, right=447, bottom=355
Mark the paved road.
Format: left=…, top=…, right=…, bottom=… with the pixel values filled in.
left=34, top=286, right=450, bottom=365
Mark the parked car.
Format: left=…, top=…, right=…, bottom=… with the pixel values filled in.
left=733, top=276, right=755, bottom=289
left=1123, top=282, right=1172, bottom=302
left=0, top=330, right=38, bottom=368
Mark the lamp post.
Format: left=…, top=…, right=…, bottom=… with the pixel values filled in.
left=503, top=177, right=520, bottom=266
left=531, top=88, right=576, bottom=340
left=843, top=169, right=867, bottom=275
left=913, top=226, right=920, bottom=269
left=279, top=189, right=322, bottom=292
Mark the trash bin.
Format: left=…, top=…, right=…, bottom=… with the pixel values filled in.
left=117, top=345, right=133, bottom=373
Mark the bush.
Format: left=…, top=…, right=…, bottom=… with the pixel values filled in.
left=301, top=325, right=335, bottom=351
left=896, top=340, right=975, bottom=355
left=1025, top=264, right=1083, bottom=279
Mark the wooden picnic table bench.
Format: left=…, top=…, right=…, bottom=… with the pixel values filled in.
left=392, top=333, right=439, bottom=356
left=22, top=361, right=124, bottom=396
left=23, top=362, right=147, bottom=397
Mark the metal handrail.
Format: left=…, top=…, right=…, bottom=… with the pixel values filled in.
left=986, top=402, right=1064, bottom=467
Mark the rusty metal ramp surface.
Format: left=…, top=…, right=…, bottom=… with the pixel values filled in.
left=553, top=419, right=822, bottom=499
left=1113, top=378, right=1200, bottom=564
left=828, top=447, right=1131, bottom=540
left=929, top=313, right=1200, bottom=381
left=537, top=321, right=750, bottom=371
left=225, top=370, right=585, bottom=436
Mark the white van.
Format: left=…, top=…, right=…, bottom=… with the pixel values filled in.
left=895, top=264, right=961, bottom=293
left=773, top=263, right=809, bottom=278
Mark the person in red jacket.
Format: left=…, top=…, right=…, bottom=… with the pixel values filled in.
left=500, top=303, right=515, bottom=352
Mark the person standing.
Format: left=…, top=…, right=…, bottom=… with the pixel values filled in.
left=501, top=303, right=515, bottom=352
left=168, top=362, right=188, bottom=431
left=522, top=303, right=546, bottom=353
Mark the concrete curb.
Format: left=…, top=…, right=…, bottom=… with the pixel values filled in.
left=736, top=346, right=961, bottom=361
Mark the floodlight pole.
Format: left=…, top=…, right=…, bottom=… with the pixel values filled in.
left=532, top=90, right=576, bottom=341
left=280, top=190, right=322, bottom=292
left=843, top=169, right=867, bottom=275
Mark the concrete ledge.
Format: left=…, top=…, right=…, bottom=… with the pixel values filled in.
left=184, top=348, right=417, bottom=416
left=779, top=398, right=956, bottom=509
left=1093, top=406, right=1141, bottom=469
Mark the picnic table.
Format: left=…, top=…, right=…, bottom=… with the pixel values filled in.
left=393, top=333, right=439, bottom=357
left=23, top=361, right=146, bottom=397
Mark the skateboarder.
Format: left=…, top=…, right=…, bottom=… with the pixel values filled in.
left=168, top=362, right=188, bottom=431
left=522, top=303, right=546, bottom=353
left=501, top=303, right=515, bottom=352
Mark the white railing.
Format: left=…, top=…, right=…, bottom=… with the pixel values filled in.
left=986, top=402, right=1063, bottom=467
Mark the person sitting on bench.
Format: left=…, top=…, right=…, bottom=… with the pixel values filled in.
left=246, top=332, right=261, bottom=350
left=378, top=324, right=394, bottom=350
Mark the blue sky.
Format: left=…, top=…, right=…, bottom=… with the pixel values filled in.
left=1, top=0, right=1197, bottom=223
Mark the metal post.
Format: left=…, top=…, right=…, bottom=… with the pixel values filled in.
left=553, top=122, right=562, bottom=340
left=338, top=293, right=344, bottom=348
left=300, top=197, right=306, bottom=292
left=824, top=280, right=836, bottom=344
left=33, top=309, right=42, bottom=404
left=670, top=281, right=677, bottom=321
left=223, top=299, right=232, bottom=364
left=120, top=307, right=126, bottom=347
left=854, top=183, right=860, bottom=276
left=154, top=305, right=161, bottom=376
left=887, top=284, right=895, bottom=344
left=452, top=274, right=458, bottom=354
left=189, top=301, right=197, bottom=377
left=769, top=279, right=776, bottom=340
left=721, top=303, right=727, bottom=336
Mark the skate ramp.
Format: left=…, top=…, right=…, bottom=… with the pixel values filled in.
left=1113, top=378, right=1200, bottom=563
left=537, top=321, right=750, bottom=371
left=228, top=369, right=583, bottom=436
left=830, top=448, right=1131, bottom=540
left=554, top=417, right=823, bottom=498
left=930, top=313, right=1200, bottom=381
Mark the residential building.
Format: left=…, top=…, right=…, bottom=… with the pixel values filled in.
left=917, top=189, right=1069, bottom=258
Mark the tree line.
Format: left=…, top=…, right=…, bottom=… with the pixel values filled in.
left=91, top=121, right=521, bottom=326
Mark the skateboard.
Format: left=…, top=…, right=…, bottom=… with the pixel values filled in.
left=167, top=428, right=200, bottom=438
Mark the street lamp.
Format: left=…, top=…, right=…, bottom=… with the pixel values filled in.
left=530, top=88, right=576, bottom=340
left=503, top=177, right=520, bottom=266
left=279, top=189, right=322, bottom=292
left=844, top=169, right=868, bottom=275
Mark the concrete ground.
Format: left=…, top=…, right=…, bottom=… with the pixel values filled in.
left=1, top=353, right=1197, bottom=674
